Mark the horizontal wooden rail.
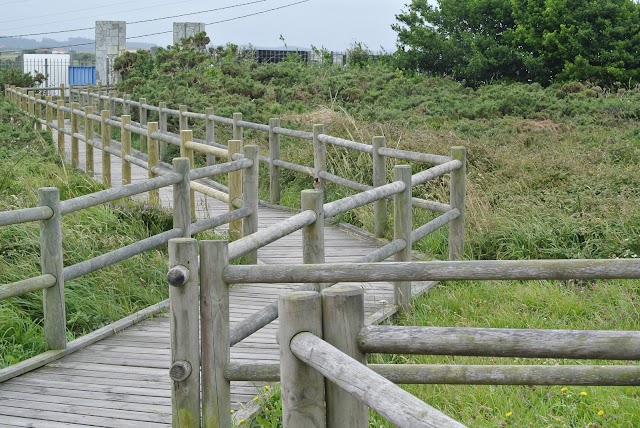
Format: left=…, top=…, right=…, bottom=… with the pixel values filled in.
left=223, top=361, right=640, bottom=386
left=184, top=140, right=229, bottom=159
left=366, top=364, right=640, bottom=386
left=124, top=123, right=148, bottom=137
left=60, top=172, right=183, bottom=214
left=189, top=159, right=251, bottom=180
left=223, top=258, right=640, bottom=284
left=317, top=134, right=373, bottom=153
left=191, top=207, right=251, bottom=235
left=378, top=147, right=452, bottom=165
left=228, top=210, right=317, bottom=260
left=273, top=126, right=314, bottom=139
left=411, top=160, right=462, bottom=186
left=0, top=274, right=56, bottom=300
left=236, top=119, right=270, bottom=132
left=291, top=332, right=466, bottom=428
left=319, top=170, right=370, bottom=192
left=412, top=209, right=460, bottom=243
left=64, top=228, right=184, bottom=281
left=191, top=181, right=232, bottom=205
left=324, top=180, right=406, bottom=218
left=0, top=206, right=52, bottom=227
left=359, top=326, right=640, bottom=360
left=272, top=159, right=314, bottom=176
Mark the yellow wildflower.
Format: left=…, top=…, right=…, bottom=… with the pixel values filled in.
left=505, top=411, right=513, bottom=417
left=561, top=387, right=568, bottom=393
left=264, top=385, right=271, bottom=391
left=230, top=410, right=235, bottom=414
left=581, top=391, right=588, bottom=397
left=253, top=396, right=259, bottom=401
left=239, top=420, right=245, bottom=424
left=598, top=410, right=605, bottom=416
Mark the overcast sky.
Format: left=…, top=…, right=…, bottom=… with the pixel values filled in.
left=1, top=0, right=411, bottom=52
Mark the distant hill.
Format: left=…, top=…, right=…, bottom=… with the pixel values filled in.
left=0, top=37, right=156, bottom=53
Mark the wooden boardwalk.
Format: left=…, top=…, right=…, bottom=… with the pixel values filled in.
left=0, top=128, right=433, bottom=427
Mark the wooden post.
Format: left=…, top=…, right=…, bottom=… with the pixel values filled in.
left=86, top=85, right=93, bottom=110
left=97, top=85, right=105, bottom=112
left=228, top=139, right=243, bottom=241
left=27, top=90, right=34, bottom=117
left=38, top=188, right=66, bottom=350
left=232, top=112, right=243, bottom=141
left=200, top=240, right=231, bottom=428
left=173, top=158, right=192, bottom=238
left=302, top=190, right=325, bottom=291
left=109, top=94, right=116, bottom=119
left=205, top=107, right=215, bottom=166
left=242, top=145, right=260, bottom=264
left=35, top=94, right=42, bottom=129
left=313, top=124, right=326, bottom=191
left=147, top=122, right=160, bottom=207
left=78, top=87, right=85, bottom=108
left=21, top=88, right=27, bottom=111
left=59, top=83, right=65, bottom=103
left=394, top=165, right=412, bottom=313
left=180, top=130, right=196, bottom=221
left=84, top=107, right=94, bottom=177
left=69, top=85, right=74, bottom=105
left=322, top=286, right=367, bottom=428
left=122, top=93, right=130, bottom=115
left=373, top=136, right=388, bottom=238
left=278, top=291, right=325, bottom=428
left=121, top=115, right=132, bottom=185
left=449, top=146, right=466, bottom=261
left=159, top=101, right=168, bottom=161
left=168, top=238, right=200, bottom=428
left=139, top=98, right=148, bottom=153
left=56, top=100, right=65, bottom=157
left=179, top=104, right=188, bottom=132
left=70, top=102, right=79, bottom=168
left=101, top=110, right=112, bottom=187
left=269, top=118, right=281, bottom=204
left=45, top=96, right=53, bottom=131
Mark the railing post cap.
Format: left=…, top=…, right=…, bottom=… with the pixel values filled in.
left=321, top=284, right=363, bottom=298
left=38, top=187, right=60, bottom=195
left=280, top=290, right=320, bottom=302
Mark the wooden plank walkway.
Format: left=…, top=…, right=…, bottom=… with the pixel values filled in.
left=0, top=126, right=433, bottom=427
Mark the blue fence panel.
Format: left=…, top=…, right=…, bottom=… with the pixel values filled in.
left=68, top=66, right=96, bottom=85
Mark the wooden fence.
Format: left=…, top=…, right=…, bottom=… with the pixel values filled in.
left=2, top=83, right=640, bottom=427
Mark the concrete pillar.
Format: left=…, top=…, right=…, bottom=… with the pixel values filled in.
left=173, top=22, right=206, bottom=44
left=95, top=21, right=126, bottom=87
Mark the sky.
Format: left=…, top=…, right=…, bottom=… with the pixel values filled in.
left=0, top=0, right=411, bottom=52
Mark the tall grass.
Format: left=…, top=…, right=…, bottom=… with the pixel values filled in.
left=0, top=97, right=171, bottom=367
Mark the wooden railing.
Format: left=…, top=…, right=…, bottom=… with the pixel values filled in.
left=1, top=83, right=464, bottom=382
left=170, top=237, right=640, bottom=428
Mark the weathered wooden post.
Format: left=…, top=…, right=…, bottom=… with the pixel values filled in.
left=200, top=240, right=231, bottom=428
left=139, top=97, right=148, bottom=153
left=167, top=238, right=200, bottom=428
left=147, top=122, right=160, bottom=207
left=45, top=96, right=53, bottom=131
left=159, top=101, right=168, bottom=161
left=313, top=124, right=326, bottom=191
left=56, top=100, right=65, bottom=157
left=84, top=106, right=94, bottom=177
left=205, top=107, right=215, bottom=166
left=69, top=85, right=75, bottom=105
left=173, top=158, right=192, bottom=238
left=97, top=84, right=105, bottom=112
left=449, top=146, right=466, bottom=261
left=242, top=145, right=260, bottom=264
left=373, top=136, right=388, bottom=238
left=59, top=83, right=65, bottom=103
left=269, top=118, right=281, bottom=204
left=279, top=291, right=325, bottom=428
left=70, top=102, right=79, bottom=168
left=78, top=87, right=85, bottom=108
left=322, top=285, right=367, bottom=428
left=232, top=112, right=243, bottom=141
left=180, top=130, right=196, bottom=221
left=20, top=88, right=27, bottom=111
left=121, top=115, right=132, bottom=185
left=394, top=165, right=412, bottom=313
left=179, top=104, right=188, bottom=132
left=109, top=94, right=116, bottom=119
left=34, top=94, right=42, bottom=129
left=302, top=189, right=325, bottom=291
left=228, top=139, right=243, bottom=241
left=38, top=188, right=66, bottom=350
left=100, top=110, right=112, bottom=187
left=27, top=90, right=34, bottom=117
left=122, top=93, right=130, bottom=116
